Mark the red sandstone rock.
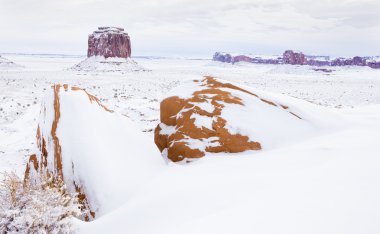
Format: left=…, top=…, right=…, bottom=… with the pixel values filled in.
left=154, top=76, right=309, bottom=163
left=87, top=27, right=131, bottom=58
left=154, top=77, right=262, bottom=162
left=283, top=50, right=306, bottom=65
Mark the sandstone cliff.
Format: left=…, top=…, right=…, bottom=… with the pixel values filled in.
left=87, top=27, right=131, bottom=58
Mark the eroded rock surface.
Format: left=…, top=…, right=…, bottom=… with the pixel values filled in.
left=154, top=76, right=310, bottom=163
left=24, top=84, right=107, bottom=220
left=87, top=27, right=131, bottom=58
left=24, top=84, right=164, bottom=221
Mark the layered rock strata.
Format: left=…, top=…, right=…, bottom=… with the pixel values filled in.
left=87, top=27, right=131, bottom=58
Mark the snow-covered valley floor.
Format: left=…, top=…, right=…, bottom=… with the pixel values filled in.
left=1, top=54, right=380, bottom=233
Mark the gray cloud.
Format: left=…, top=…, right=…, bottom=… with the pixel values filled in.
left=0, top=0, right=379, bottom=57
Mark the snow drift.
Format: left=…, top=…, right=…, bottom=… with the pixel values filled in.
left=155, top=76, right=341, bottom=163
left=70, top=56, right=145, bottom=72
left=79, top=105, right=380, bottom=234
left=24, top=84, right=165, bottom=220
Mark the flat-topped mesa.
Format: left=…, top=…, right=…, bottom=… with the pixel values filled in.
left=87, top=27, right=131, bottom=58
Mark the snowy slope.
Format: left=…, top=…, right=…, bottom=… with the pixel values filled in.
left=71, top=56, right=146, bottom=72
left=1, top=55, right=380, bottom=233
left=79, top=104, right=380, bottom=234
left=156, top=77, right=346, bottom=163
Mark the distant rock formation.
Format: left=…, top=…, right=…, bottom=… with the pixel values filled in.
left=331, top=56, right=367, bottom=66
left=213, top=51, right=380, bottom=69
left=213, top=52, right=280, bottom=64
left=24, top=84, right=164, bottom=220
left=231, top=55, right=252, bottom=63
left=213, top=52, right=232, bottom=63
left=87, top=27, right=131, bottom=58
left=71, top=27, right=145, bottom=72
left=154, top=76, right=318, bottom=163
left=251, top=56, right=281, bottom=64
left=306, top=55, right=330, bottom=66
left=367, top=60, right=380, bottom=69
left=283, top=50, right=306, bottom=65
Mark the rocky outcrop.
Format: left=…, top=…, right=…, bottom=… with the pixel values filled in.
left=251, top=56, right=281, bottom=64
left=231, top=55, right=252, bottom=63
left=213, top=52, right=232, bottom=63
left=213, top=52, right=280, bottom=64
left=154, top=76, right=313, bottom=163
left=306, top=56, right=330, bottom=66
left=367, top=60, right=380, bottom=69
left=213, top=50, right=380, bottom=69
left=87, top=27, right=131, bottom=58
left=352, top=56, right=367, bottom=66
left=331, top=56, right=367, bottom=66
left=283, top=50, right=306, bottom=65
left=24, top=84, right=164, bottom=220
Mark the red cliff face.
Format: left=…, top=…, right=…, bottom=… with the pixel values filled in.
left=87, top=27, right=131, bottom=58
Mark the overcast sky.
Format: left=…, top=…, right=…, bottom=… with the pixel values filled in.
left=0, top=0, right=379, bottom=57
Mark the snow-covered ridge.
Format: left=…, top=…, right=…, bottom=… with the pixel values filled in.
left=24, top=84, right=165, bottom=220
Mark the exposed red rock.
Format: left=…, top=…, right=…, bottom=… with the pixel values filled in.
left=154, top=77, right=262, bottom=162
left=87, top=27, right=131, bottom=58
left=154, top=76, right=307, bottom=163
left=23, top=84, right=112, bottom=221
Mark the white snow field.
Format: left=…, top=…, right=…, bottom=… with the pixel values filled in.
left=1, top=54, right=380, bottom=233
left=71, top=56, right=146, bottom=72
left=0, top=55, right=24, bottom=70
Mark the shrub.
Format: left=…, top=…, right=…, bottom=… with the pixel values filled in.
left=0, top=171, right=81, bottom=233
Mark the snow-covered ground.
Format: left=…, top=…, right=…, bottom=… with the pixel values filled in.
left=1, top=54, right=380, bottom=233
left=1, top=54, right=380, bottom=176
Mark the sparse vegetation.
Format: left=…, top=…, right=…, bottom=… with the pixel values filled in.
left=0, top=171, right=81, bottom=234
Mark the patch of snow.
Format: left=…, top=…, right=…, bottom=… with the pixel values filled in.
left=70, top=56, right=146, bottom=72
